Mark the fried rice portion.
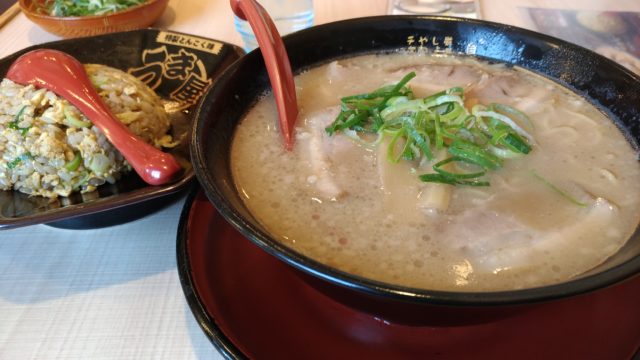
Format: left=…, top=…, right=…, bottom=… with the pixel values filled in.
left=0, top=63, right=176, bottom=198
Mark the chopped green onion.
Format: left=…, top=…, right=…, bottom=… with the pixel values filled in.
left=487, top=145, right=525, bottom=159
left=490, top=103, right=534, bottom=131
left=423, top=94, right=465, bottom=109
left=8, top=106, right=31, bottom=136
left=419, top=173, right=490, bottom=187
left=65, top=152, right=83, bottom=171
left=404, top=118, right=433, bottom=160
left=325, top=73, right=535, bottom=187
left=7, top=152, right=33, bottom=169
left=531, top=170, right=588, bottom=207
left=448, top=140, right=503, bottom=170
left=473, top=108, right=534, bottom=143
left=64, top=107, right=91, bottom=128
left=419, top=156, right=490, bottom=186
left=500, top=133, right=531, bottom=154
left=387, top=128, right=408, bottom=163
left=433, top=157, right=486, bottom=179
left=434, top=112, right=444, bottom=150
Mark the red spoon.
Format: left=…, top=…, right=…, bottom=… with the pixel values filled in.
left=230, top=0, right=298, bottom=150
left=6, top=49, right=182, bottom=186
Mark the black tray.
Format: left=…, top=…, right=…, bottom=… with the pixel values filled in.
left=0, top=28, right=243, bottom=229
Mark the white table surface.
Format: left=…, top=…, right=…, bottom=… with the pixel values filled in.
left=1, top=0, right=638, bottom=359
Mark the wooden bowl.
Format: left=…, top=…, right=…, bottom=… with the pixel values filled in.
left=19, top=0, right=169, bottom=38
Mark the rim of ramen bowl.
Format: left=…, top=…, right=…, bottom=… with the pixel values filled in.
left=191, top=15, right=640, bottom=306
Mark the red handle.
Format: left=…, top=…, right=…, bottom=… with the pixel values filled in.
left=231, top=0, right=298, bottom=150
left=6, top=49, right=181, bottom=185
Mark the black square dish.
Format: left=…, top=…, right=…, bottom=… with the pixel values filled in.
left=0, top=29, right=243, bottom=229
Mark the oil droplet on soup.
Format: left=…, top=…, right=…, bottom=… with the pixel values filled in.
left=230, top=53, right=640, bottom=291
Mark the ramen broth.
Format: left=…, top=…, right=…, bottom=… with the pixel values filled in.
left=230, top=53, right=640, bottom=291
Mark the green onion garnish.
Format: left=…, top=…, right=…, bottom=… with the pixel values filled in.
left=418, top=156, right=490, bottom=186
left=65, top=152, right=83, bottom=171
left=531, top=170, right=588, bottom=207
left=8, top=106, right=31, bottom=137
left=325, top=73, right=534, bottom=186
left=64, top=107, right=91, bottom=128
left=7, top=152, right=33, bottom=169
left=447, top=140, right=503, bottom=170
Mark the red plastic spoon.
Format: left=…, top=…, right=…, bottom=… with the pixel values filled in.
left=231, top=0, right=298, bottom=150
left=6, top=49, right=182, bottom=186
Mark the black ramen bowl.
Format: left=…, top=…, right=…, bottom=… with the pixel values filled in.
left=190, top=16, right=640, bottom=324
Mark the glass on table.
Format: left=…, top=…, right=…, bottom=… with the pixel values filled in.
left=388, top=0, right=476, bottom=17
left=234, top=0, right=314, bottom=52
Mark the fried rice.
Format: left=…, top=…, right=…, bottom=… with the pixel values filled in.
left=0, top=63, right=176, bottom=198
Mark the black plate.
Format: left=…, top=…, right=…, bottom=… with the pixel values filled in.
left=0, top=28, right=243, bottom=230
